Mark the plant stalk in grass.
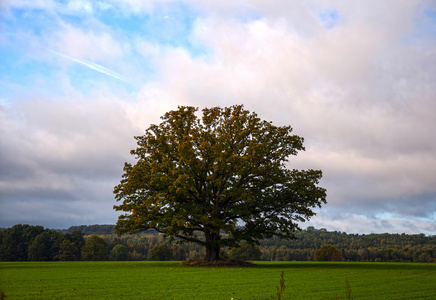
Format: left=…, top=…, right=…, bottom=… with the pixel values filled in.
left=345, top=276, right=352, bottom=300
left=276, top=271, right=286, bottom=300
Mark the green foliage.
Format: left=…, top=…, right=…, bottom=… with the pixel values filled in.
left=62, top=225, right=115, bottom=235
left=58, top=240, right=80, bottom=261
left=64, top=231, right=86, bottom=251
left=1, top=225, right=435, bottom=262
left=1, top=261, right=436, bottom=299
left=148, top=244, right=173, bottom=261
left=110, top=244, right=128, bottom=261
left=314, top=245, right=343, bottom=261
left=81, top=236, right=108, bottom=261
left=0, top=225, right=87, bottom=262
left=28, top=230, right=63, bottom=261
left=259, top=228, right=436, bottom=262
left=114, top=105, right=326, bottom=261
left=0, top=224, right=44, bottom=261
left=171, top=244, right=187, bottom=261
left=229, top=241, right=261, bottom=261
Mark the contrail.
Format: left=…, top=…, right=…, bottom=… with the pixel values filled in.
left=46, top=48, right=128, bottom=82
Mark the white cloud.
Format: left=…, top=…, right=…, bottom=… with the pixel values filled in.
left=49, top=25, right=124, bottom=62
left=65, top=0, right=93, bottom=14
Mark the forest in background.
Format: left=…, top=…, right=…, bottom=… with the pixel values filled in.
left=1, top=224, right=435, bottom=262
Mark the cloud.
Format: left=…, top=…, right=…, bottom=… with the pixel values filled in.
left=0, top=96, right=142, bottom=228
left=303, top=209, right=436, bottom=235
left=49, top=24, right=125, bottom=61
left=1, top=0, right=435, bottom=233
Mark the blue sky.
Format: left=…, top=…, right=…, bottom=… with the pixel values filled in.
left=1, top=0, right=436, bottom=235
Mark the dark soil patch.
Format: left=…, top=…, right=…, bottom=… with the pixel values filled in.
left=181, top=259, right=255, bottom=267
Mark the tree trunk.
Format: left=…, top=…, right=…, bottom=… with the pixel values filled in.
left=205, top=244, right=220, bottom=261
left=204, top=228, right=220, bottom=261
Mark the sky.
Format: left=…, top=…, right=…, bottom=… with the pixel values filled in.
left=1, top=0, right=436, bottom=235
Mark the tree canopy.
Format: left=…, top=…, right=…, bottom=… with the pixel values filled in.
left=81, top=236, right=108, bottom=261
left=229, top=241, right=262, bottom=261
left=314, top=245, right=343, bottom=261
left=114, top=105, right=326, bottom=261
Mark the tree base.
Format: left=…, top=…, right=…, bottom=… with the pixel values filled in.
left=180, top=259, right=255, bottom=267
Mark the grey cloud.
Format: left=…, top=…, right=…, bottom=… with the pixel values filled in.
left=0, top=192, right=119, bottom=229
left=304, top=208, right=435, bottom=235
left=0, top=97, right=138, bottom=228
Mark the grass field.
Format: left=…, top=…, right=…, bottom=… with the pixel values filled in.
left=1, top=261, right=435, bottom=299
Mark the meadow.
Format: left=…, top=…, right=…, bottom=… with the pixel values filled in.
left=1, top=261, right=435, bottom=299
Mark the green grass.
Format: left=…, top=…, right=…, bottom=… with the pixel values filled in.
left=1, top=261, right=435, bottom=299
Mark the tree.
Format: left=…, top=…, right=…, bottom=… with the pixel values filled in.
left=171, top=244, right=187, bottom=261
left=28, top=230, right=63, bottom=261
left=81, top=236, right=108, bottom=261
left=58, top=240, right=80, bottom=261
left=114, top=105, right=326, bottom=261
left=229, top=241, right=262, bottom=261
left=0, top=224, right=44, bottom=261
left=65, top=231, right=86, bottom=251
left=110, top=244, right=128, bottom=261
left=314, top=245, right=343, bottom=261
left=148, top=244, right=173, bottom=261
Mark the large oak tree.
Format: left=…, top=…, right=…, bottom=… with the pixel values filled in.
left=114, top=105, right=326, bottom=261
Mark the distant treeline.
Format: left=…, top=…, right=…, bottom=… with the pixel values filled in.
left=1, top=224, right=435, bottom=262
left=60, top=224, right=116, bottom=235
left=259, top=227, right=436, bottom=263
